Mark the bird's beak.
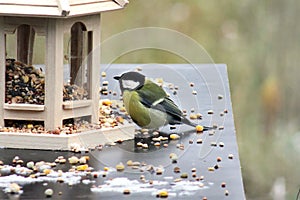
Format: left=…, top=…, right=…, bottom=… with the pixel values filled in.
left=114, top=76, right=120, bottom=80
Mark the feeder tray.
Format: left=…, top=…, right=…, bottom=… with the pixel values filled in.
left=0, top=122, right=135, bottom=151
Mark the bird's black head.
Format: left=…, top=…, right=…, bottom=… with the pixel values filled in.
left=114, top=71, right=146, bottom=93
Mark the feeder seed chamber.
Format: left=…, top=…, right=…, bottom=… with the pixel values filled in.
left=0, top=0, right=134, bottom=150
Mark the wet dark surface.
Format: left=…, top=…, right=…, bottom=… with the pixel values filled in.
left=0, top=64, right=245, bottom=199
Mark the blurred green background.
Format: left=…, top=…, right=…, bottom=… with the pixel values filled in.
left=101, top=1, right=300, bottom=199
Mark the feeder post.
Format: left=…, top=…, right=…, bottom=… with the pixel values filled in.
left=0, top=17, right=4, bottom=127
left=45, top=19, right=64, bottom=130
left=89, top=14, right=101, bottom=124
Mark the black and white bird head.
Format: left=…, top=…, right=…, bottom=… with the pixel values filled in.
left=114, top=71, right=146, bottom=93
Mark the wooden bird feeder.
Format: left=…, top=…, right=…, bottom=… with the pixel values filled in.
left=0, top=0, right=135, bottom=150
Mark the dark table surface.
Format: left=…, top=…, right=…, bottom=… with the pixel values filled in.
left=0, top=64, right=245, bottom=199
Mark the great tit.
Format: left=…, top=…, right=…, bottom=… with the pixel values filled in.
left=114, top=71, right=206, bottom=130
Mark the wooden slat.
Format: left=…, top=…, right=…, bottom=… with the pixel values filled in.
left=4, top=103, right=45, bottom=111
left=0, top=5, right=61, bottom=17
left=70, top=0, right=110, bottom=6
left=70, top=1, right=122, bottom=16
left=0, top=0, right=58, bottom=6
left=0, top=0, right=125, bottom=17
left=62, top=100, right=92, bottom=110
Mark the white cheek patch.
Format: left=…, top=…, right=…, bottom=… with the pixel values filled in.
left=122, top=80, right=140, bottom=90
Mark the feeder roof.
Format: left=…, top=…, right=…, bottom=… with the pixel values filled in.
left=0, top=0, right=128, bottom=18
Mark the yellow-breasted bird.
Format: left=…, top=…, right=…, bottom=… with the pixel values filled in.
left=114, top=71, right=209, bottom=130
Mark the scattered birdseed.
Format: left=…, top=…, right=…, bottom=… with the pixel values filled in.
left=208, top=130, right=215, bottom=136
left=174, top=167, right=181, bottom=173
left=170, top=134, right=180, bottom=140
left=116, top=163, right=125, bottom=172
left=228, top=154, right=234, bottom=159
left=103, top=167, right=109, bottom=171
left=189, top=140, right=193, bottom=144
left=180, top=173, right=188, bottom=179
left=154, top=142, right=161, bottom=147
left=142, top=143, right=149, bottom=149
left=192, top=173, right=197, bottom=178
left=196, top=113, right=203, bottom=119
left=224, top=109, right=228, bottom=113
left=210, top=142, right=217, bottom=147
left=123, top=189, right=131, bottom=195
left=220, top=112, right=224, bottom=117
left=190, top=113, right=198, bottom=120
left=225, top=189, right=229, bottom=196
left=156, top=168, right=163, bottom=175
left=68, top=156, right=79, bottom=164
left=191, top=168, right=197, bottom=172
left=202, top=197, right=208, bottom=200
left=217, top=157, right=222, bottom=162
left=163, top=144, right=168, bottom=148
left=207, top=110, right=214, bottom=114
left=157, top=190, right=168, bottom=198
left=192, top=90, right=197, bottom=95
left=169, top=153, right=178, bottom=163
left=219, top=142, right=225, bottom=147
left=196, top=139, right=203, bottom=144
left=101, top=72, right=106, bottom=77
left=76, top=164, right=89, bottom=171
left=214, top=164, right=219, bottom=170
left=174, top=178, right=182, bottom=182
left=221, top=182, right=226, bottom=188
left=196, top=125, right=204, bottom=132
left=5, top=183, right=21, bottom=194
left=189, top=82, right=194, bottom=87
left=44, top=188, right=53, bottom=197
left=102, top=81, right=109, bottom=86
left=218, top=94, right=223, bottom=100
left=26, top=161, right=35, bottom=169
left=136, top=142, right=143, bottom=147
left=208, top=167, right=215, bottom=172
left=136, top=67, right=142, bottom=71
left=218, top=126, right=224, bottom=130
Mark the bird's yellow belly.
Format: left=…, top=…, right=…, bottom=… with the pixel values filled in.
left=123, top=91, right=167, bottom=129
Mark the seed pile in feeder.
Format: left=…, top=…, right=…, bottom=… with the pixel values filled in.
left=5, top=59, right=45, bottom=104
left=5, top=59, right=89, bottom=104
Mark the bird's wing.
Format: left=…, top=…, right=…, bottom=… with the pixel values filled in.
left=136, top=79, right=168, bottom=108
left=136, top=80, right=186, bottom=124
